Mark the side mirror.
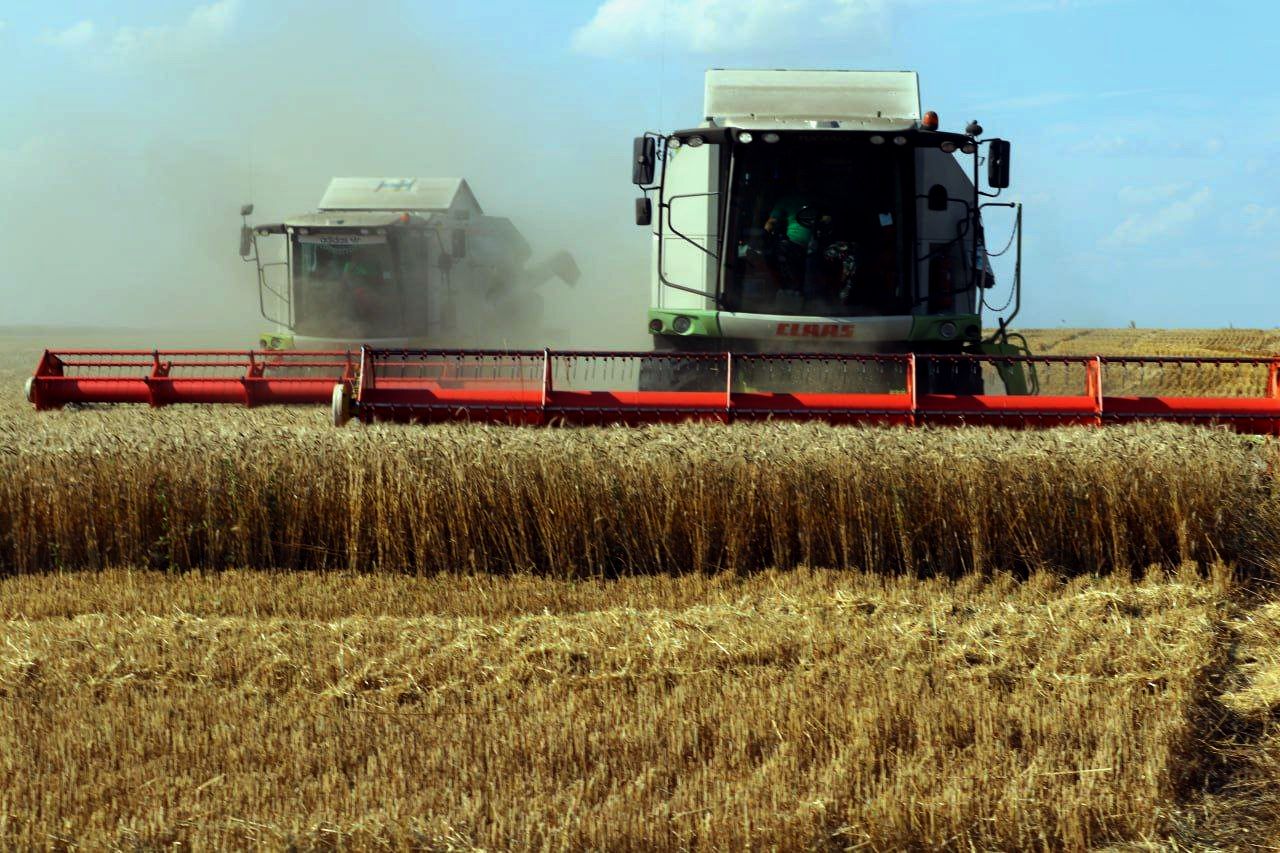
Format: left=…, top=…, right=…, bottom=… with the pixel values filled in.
left=632, top=136, right=656, bottom=186
left=452, top=229, right=467, bottom=259
left=987, top=139, right=1011, bottom=189
left=635, top=197, right=652, bottom=226
left=926, top=184, right=949, bottom=212
left=239, top=224, right=253, bottom=258
left=240, top=203, right=254, bottom=217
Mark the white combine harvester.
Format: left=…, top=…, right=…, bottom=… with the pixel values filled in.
left=632, top=69, right=1023, bottom=392
left=239, top=177, right=578, bottom=350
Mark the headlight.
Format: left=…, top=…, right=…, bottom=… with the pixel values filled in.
left=738, top=131, right=753, bottom=143
left=649, top=318, right=663, bottom=333
left=672, top=316, right=693, bottom=334
left=938, top=321, right=958, bottom=340
left=685, top=135, right=705, bottom=148
left=762, top=132, right=781, bottom=144
left=869, top=135, right=885, bottom=145
left=940, top=141, right=957, bottom=154
left=961, top=142, right=977, bottom=154
left=893, top=136, right=908, bottom=146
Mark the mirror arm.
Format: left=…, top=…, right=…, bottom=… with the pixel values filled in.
left=915, top=194, right=972, bottom=218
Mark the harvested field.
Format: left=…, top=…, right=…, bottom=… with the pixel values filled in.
left=1021, top=328, right=1280, bottom=398
left=1023, top=327, right=1280, bottom=359
left=0, top=567, right=1239, bottom=849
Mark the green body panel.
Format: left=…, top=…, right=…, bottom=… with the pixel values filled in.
left=260, top=332, right=295, bottom=351
left=647, top=308, right=722, bottom=338
left=906, top=314, right=983, bottom=343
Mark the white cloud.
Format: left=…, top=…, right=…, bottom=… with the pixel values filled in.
left=111, top=0, right=240, bottom=60
left=1243, top=204, right=1279, bottom=235
left=968, top=87, right=1154, bottom=114
left=1116, top=183, right=1189, bottom=205
left=572, top=0, right=888, bottom=56
left=35, top=2, right=239, bottom=61
left=571, top=0, right=1132, bottom=55
left=1001, top=0, right=1130, bottom=9
left=1070, top=134, right=1225, bottom=158
left=42, top=20, right=96, bottom=48
left=970, top=92, right=1078, bottom=112
left=1102, top=187, right=1211, bottom=248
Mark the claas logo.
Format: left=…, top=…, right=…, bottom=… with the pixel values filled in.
left=775, top=323, right=855, bottom=338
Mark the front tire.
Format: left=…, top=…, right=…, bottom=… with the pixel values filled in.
left=331, top=383, right=353, bottom=426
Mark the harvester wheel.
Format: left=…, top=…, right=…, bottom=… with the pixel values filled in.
left=24, top=376, right=35, bottom=406
left=331, top=383, right=353, bottom=427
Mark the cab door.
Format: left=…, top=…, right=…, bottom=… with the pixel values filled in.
left=656, top=141, right=722, bottom=313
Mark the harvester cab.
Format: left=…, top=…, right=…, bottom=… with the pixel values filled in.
left=240, top=177, right=579, bottom=350
left=633, top=69, right=1028, bottom=393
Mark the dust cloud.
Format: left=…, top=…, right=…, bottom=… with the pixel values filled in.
left=0, top=2, right=652, bottom=350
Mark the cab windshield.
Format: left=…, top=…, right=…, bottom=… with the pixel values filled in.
left=291, top=233, right=403, bottom=338
left=723, top=135, right=913, bottom=317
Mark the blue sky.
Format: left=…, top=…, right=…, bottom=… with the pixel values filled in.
left=0, top=0, right=1275, bottom=333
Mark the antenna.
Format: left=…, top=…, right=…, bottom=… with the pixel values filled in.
left=246, top=136, right=255, bottom=211
left=657, top=0, right=668, bottom=129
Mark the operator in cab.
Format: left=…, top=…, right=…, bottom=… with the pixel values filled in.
left=763, top=173, right=831, bottom=308
left=341, top=250, right=390, bottom=329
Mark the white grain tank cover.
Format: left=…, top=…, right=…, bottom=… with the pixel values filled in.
left=317, top=177, right=484, bottom=215
left=704, top=69, right=921, bottom=129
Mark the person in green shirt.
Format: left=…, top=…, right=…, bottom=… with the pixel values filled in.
left=342, top=255, right=383, bottom=283
left=764, top=193, right=817, bottom=247
left=763, top=176, right=830, bottom=300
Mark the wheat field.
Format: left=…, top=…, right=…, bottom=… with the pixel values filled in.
left=3, top=328, right=1280, bottom=848
left=5, top=419, right=1278, bottom=576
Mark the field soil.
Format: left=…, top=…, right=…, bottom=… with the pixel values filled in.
left=4, top=329, right=1280, bottom=849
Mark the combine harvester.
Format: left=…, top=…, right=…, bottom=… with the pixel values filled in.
left=240, top=176, right=579, bottom=352
left=26, top=70, right=1280, bottom=435
left=26, top=176, right=578, bottom=411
